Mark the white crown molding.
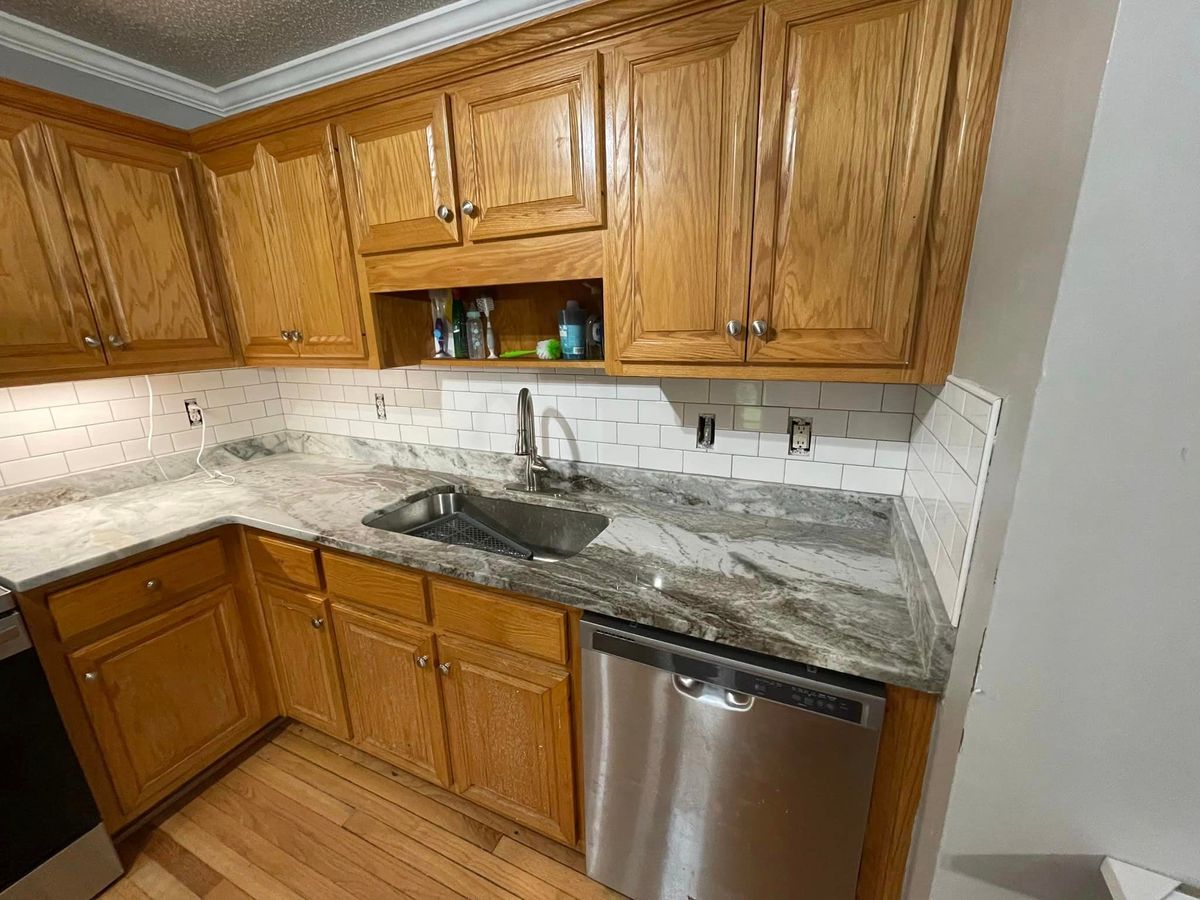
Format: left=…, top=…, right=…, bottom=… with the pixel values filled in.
left=0, top=0, right=589, bottom=121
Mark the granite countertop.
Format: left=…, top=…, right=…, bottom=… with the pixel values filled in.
left=0, top=437, right=953, bottom=692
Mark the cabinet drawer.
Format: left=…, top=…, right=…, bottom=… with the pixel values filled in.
left=324, top=552, right=428, bottom=622
left=246, top=533, right=322, bottom=589
left=49, top=539, right=228, bottom=641
left=432, top=581, right=567, bottom=664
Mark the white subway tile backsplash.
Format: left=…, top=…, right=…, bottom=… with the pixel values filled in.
left=733, top=454, right=784, bottom=483
left=1, top=453, right=68, bottom=484
left=0, top=409, right=55, bottom=437
left=0, top=436, right=27, bottom=463
left=74, top=377, right=134, bottom=403
left=847, top=411, right=914, bottom=441
left=9, top=382, right=79, bottom=410
left=881, top=384, right=918, bottom=413
left=840, top=465, right=904, bottom=495
left=709, top=380, right=762, bottom=406
left=660, top=378, right=709, bottom=403
left=813, top=436, right=877, bottom=465
left=819, top=383, right=883, bottom=411
left=26, top=426, right=91, bottom=456
left=784, top=459, right=843, bottom=488
left=596, top=399, right=639, bottom=422
left=65, top=443, right=126, bottom=472
left=0, top=390, right=12, bottom=414
left=617, top=423, right=659, bottom=446
left=639, top=446, right=683, bottom=472
left=178, top=371, right=224, bottom=391
left=787, top=407, right=849, bottom=437
left=762, top=381, right=821, bottom=408
left=637, top=400, right=683, bottom=425
left=874, top=440, right=910, bottom=469
left=733, top=405, right=788, bottom=433
left=683, top=451, right=732, bottom=478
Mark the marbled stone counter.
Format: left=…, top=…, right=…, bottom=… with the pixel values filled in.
left=0, top=437, right=953, bottom=692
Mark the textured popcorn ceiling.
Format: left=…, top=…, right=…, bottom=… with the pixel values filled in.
left=0, top=0, right=460, bottom=85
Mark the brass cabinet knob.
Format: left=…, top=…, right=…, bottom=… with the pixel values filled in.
left=310, top=617, right=324, bottom=629
left=144, top=578, right=160, bottom=591
left=436, top=204, right=453, bottom=222
left=416, top=655, right=429, bottom=668
left=725, top=320, right=743, bottom=337
left=461, top=200, right=478, bottom=217
left=83, top=335, right=102, bottom=348
left=750, top=320, right=769, bottom=337
left=84, top=671, right=99, bottom=682
left=437, top=662, right=452, bottom=675
left=107, top=334, right=126, bottom=348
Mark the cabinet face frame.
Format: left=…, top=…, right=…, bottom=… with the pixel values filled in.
left=0, top=109, right=108, bottom=378
left=335, top=92, right=461, bottom=254
left=67, top=585, right=260, bottom=816
left=746, top=0, right=956, bottom=366
left=605, top=4, right=762, bottom=364
left=450, top=50, right=604, bottom=243
left=46, top=122, right=235, bottom=370
left=330, top=601, right=452, bottom=787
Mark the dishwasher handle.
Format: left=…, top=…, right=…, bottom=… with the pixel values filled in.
left=673, top=674, right=755, bottom=711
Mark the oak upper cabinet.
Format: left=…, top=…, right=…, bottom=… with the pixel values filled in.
left=606, top=5, right=761, bottom=363
left=68, top=586, right=262, bottom=816
left=438, top=635, right=577, bottom=844
left=0, top=108, right=107, bottom=379
left=331, top=602, right=452, bottom=787
left=200, top=124, right=366, bottom=364
left=450, top=51, right=603, bottom=242
left=47, top=123, right=235, bottom=370
left=335, top=93, right=460, bottom=254
left=260, top=582, right=351, bottom=739
left=747, top=0, right=955, bottom=366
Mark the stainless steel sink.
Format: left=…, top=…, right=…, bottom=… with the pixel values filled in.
left=363, top=487, right=609, bottom=562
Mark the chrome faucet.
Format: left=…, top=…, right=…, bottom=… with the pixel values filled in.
left=509, top=388, right=549, bottom=493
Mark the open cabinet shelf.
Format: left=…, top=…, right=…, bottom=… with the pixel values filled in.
left=421, top=358, right=603, bottom=369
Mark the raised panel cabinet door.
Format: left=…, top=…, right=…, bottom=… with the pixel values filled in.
left=47, top=123, right=235, bottom=369
left=451, top=50, right=603, bottom=242
left=0, top=110, right=107, bottom=379
left=257, top=125, right=367, bottom=361
left=439, top=636, right=576, bottom=844
left=330, top=602, right=451, bottom=787
left=197, top=144, right=300, bottom=361
left=261, top=582, right=351, bottom=739
left=606, top=5, right=762, bottom=363
left=747, top=0, right=956, bottom=365
left=68, top=586, right=262, bottom=816
left=335, top=93, right=460, bottom=254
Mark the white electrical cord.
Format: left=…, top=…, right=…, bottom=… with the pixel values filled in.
left=144, top=375, right=235, bottom=486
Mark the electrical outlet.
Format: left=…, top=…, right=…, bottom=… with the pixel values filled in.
left=184, top=399, right=203, bottom=427
left=374, top=392, right=387, bottom=420
left=696, top=413, right=716, bottom=449
left=788, top=416, right=813, bottom=455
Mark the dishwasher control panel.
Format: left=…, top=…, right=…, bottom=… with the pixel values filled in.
left=738, top=673, right=864, bottom=724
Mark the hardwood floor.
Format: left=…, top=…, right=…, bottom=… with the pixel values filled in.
left=102, top=723, right=624, bottom=899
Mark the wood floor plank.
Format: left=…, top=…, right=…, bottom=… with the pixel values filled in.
left=494, top=836, right=627, bottom=900
left=100, top=878, right=154, bottom=899
left=142, top=829, right=224, bottom=897
left=158, top=812, right=297, bottom=900
left=284, top=724, right=585, bottom=870
left=273, top=728, right=503, bottom=852
left=125, top=854, right=200, bottom=900
left=180, top=796, right=363, bottom=900
left=218, top=768, right=463, bottom=899
left=205, top=880, right=254, bottom=900
left=262, top=741, right=572, bottom=900
left=240, top=752, right=355, bottom=825
left=345, top=810, right=524, bottom=900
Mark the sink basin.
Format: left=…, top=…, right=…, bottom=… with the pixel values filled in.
left=363, top=487, right=610, bottom=562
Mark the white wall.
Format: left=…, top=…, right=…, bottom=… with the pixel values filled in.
left=923, top=0, right=1200, bottom=895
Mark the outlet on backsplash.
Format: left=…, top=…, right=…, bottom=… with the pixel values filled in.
left=184, top=399, right=203, bottom=427
left=696, top=414, right=716, bottom=449
left=375, top=393, right=387, bottom=420
left=788, top=417, right=813, bottom=455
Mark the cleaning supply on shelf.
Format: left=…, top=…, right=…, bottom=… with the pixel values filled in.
left=476, top=293, right=498, bottom=359
left=585, top=313, right=604, bottom=360
left=558, top=300, right=586, bottom=360
left=466, top=311, right=486, bottom=359
left=536, top=338, right=562, bottom=360
left=451, top=290, right=467, bottom=358
left=428, top=289, right=451, bottom=357
left=500, top=349, right=537, bottom=358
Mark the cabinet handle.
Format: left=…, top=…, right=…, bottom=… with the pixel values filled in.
left=416, top=655, right=429, bottom=668
left=310, top=617, right=324, bottom=629
left=83, top=335, right=102, bottom=348
left=437, top=662, right=452, bottom=675
left=725, top=320, right=743, bottom=337
left=144, top=578, right=160, bottom=591
left=750, top=320, right=769, bottom=337
left=292, top=330, right=304, bottom=342
left=107, top=334, right=126, bottom=348
left=436, top=204, right=453, bottom=222
left=460, top=200, right=478, bottom=217
left=280, top=330, right=291, bottom=340
left=84, top=671, right=99, bottom=682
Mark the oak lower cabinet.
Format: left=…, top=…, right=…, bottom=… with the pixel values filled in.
left=330, top=600, right=451, bottom=786
left=260, top=581, right=351, bottom=739
left=438, top=634, right=577, bottom=845
left=68, top=585, right=263, bottom=818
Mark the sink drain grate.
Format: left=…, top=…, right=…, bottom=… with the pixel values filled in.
left=406, top=513, right=534, bottom=559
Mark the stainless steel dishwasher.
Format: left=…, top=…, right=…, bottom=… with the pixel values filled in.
left=581, top=614, right=887, bottom=900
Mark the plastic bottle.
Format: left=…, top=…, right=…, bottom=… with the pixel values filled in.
left=558, top=300, right=586, bottom=360
left=450, top=290, right=467, bottom=358
left=466, top=311, right=486, bottom=360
